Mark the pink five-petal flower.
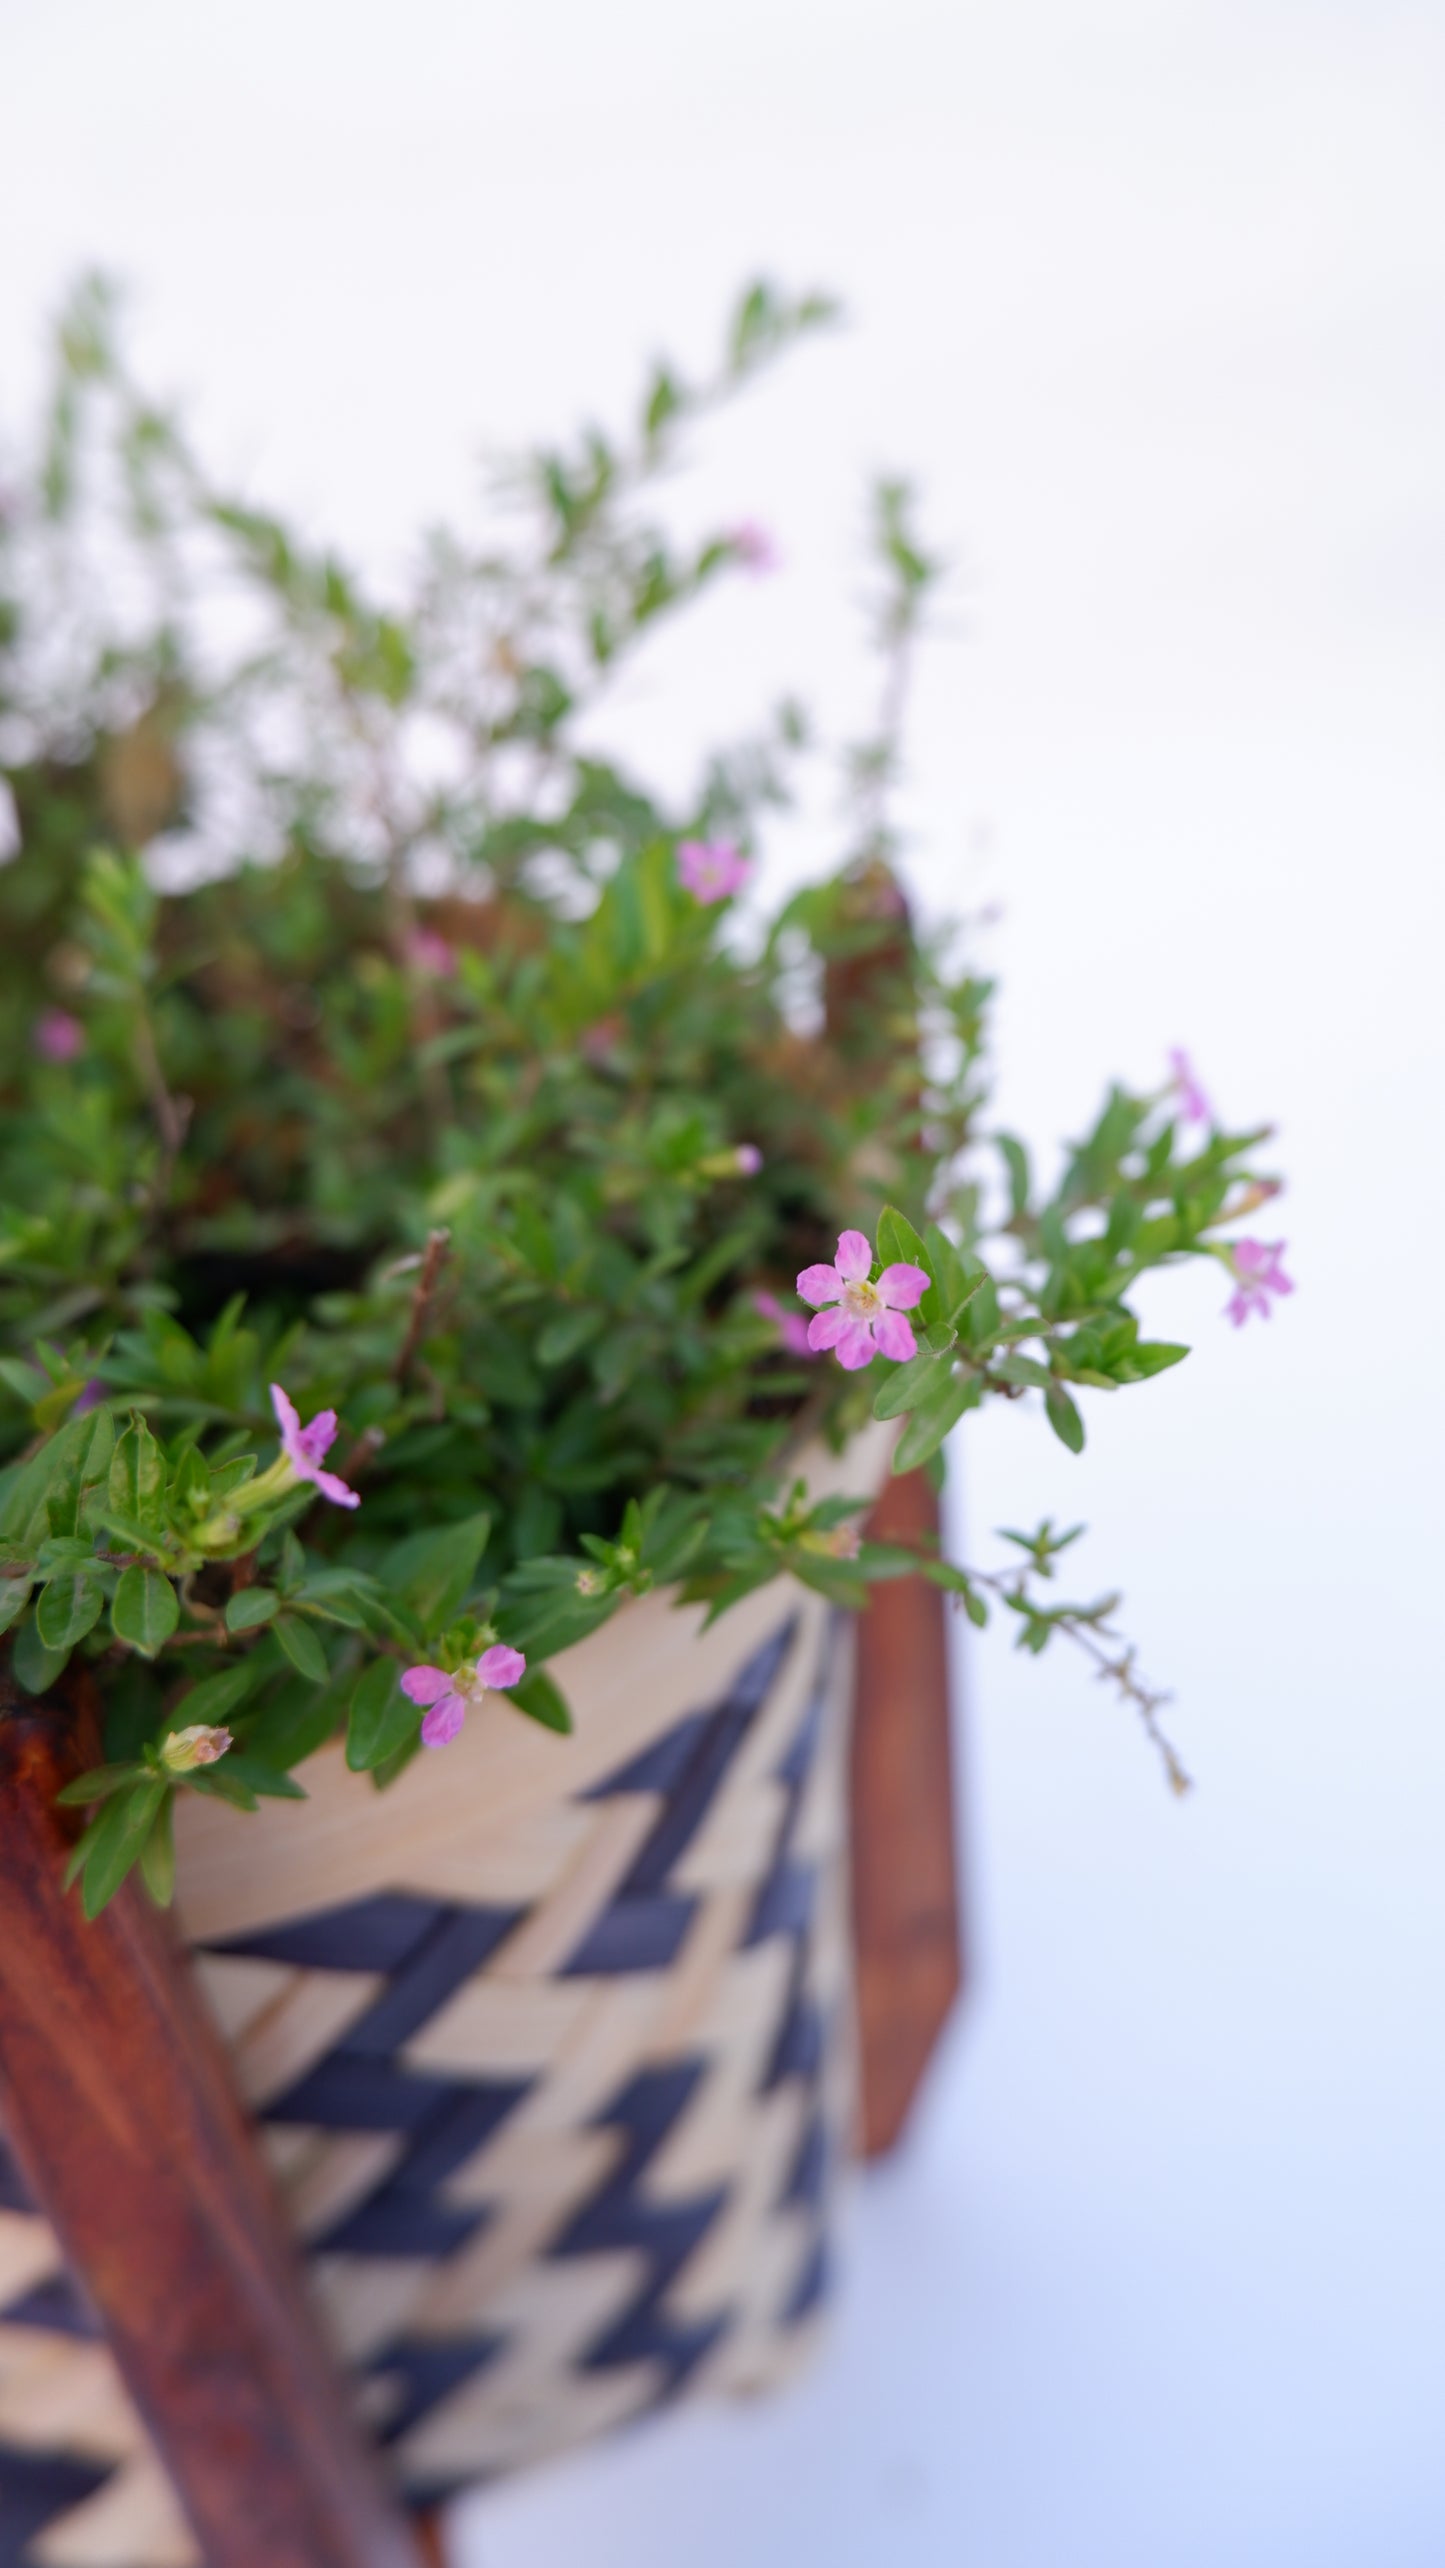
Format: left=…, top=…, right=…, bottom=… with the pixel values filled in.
left=34, top=1009, right=84, bottom=1062
left=269, top=1382, right=361, bottom=1509
left=677, top=839, right=750, bottom=904
left=1168, top=1047, right=1212, bottom=1124
left=752, top=1290, right=816, bottom=1358
left=1224, top=1237, right=1295, bottom=1327
left=794, top=1230, right=930, bottom=1370
left=399, top=1663, right=467, bottom=1748
left=403, top=1645, right=527, bottom=1749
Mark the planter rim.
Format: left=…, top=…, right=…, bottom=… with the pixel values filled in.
left=174, top=1416, right=896, bottom=1945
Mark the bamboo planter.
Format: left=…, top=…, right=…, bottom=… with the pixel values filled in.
left=0, top=1426, right=961, bottom=2568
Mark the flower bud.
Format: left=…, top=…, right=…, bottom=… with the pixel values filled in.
left=161, top=1724, right=233, bottom=1774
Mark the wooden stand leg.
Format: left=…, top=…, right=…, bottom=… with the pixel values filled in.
left=0, top=1676, right=428, bottom=2568
left=850, top=1467, right=965, bottom=2156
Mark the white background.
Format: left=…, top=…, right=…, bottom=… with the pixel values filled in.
left=3, top=2, right=1443, bottom=2559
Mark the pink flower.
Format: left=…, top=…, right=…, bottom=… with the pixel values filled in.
left=405, top=928, right=457, bottom=978
left=733, top=1144, right=763, bottom=1176
left=269, top=1383, right=361, bottom=1509
left=795, top=1229, right=930, bottom=1370
left=34, top=1009, right=84, bottom=1062
left=1224, top=1238, right=1295, bottom=1328
left=1168, top=1048, right=1212, bottom=1124
left=729, top=521, right=779, bottom=574
left=402, top=1643, right=528, bottom=1749
left=752, top=1290, right=815, bottom=1359
left=677, top=840, right=750, bottom=904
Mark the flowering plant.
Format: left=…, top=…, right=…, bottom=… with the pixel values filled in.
left=0, top=278, right=1286, bottom=1915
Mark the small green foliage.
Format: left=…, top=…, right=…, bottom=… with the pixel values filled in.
left=508, top=1668, right=574, bottom=1736
left=0, top=275, right=1279, bottom=1910
left=111, top=1565, right=179, bottom=1656
left=346, top=1657, right=416, bottom=1773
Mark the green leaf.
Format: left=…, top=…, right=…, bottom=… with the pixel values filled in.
left=78, top=1779, right=166, bottom=1917
left=992, top=1354, right=1052, bottom=1390
left=346, top=1658, right=418, bottom=1772
left=169, top=1444, right=209, bottom=1523
left=108, top=1416, right=166, bottom=1534
left=112, top=1566, right=180, bottom=1656
left=11, top=1614, right=71, bottom=1695
left=138, top=1792, right=176, bottom=1905
left=47, top=1407, right=113, bottom=1538
left=537, top=1309, right=604, bottom=1367
left=876, top=1205, right=929, bottom=1277
left=873, top=1354, right=954, bottom=1421
left=997, top=1133, right=1031, bottom=1219
left=221, top=1752, right=307, bottom=1801
left=171, top=1664, right=261, bottom=1730
left=272, top=1615, right=329, bottom=1684
left=1044, top=1383, right=1086, bottom=1454
left=225, top=1585, right=279, bottom=1632
left=0, top=1409, right=113, bottom=1553
left=182, top=1763, right=259, bottom=1810
left=893, top=1374, right=979, bottom=1473
left=0, top=1357, right=48, bottom=1410
left=1126, top=1341, right=1190, bottom=1380
left=291, top=1568, right=383, bottom=1629
left=507, top=1668, right=573, bottom=1735
left=922, top=1559, right=990, bottom=1626
left=0, top=1576, right=31, bottom=1636
left=923, top=1224, right=985, bottom=1328
left=380, top=1513, right=492, bottom=1630
left=55, top=1761, right=148, bottom=1807
left=36, top=1571, right=105, bottom=1652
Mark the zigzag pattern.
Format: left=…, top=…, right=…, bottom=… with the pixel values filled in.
left=0, top=1603, right=856, bottom=2557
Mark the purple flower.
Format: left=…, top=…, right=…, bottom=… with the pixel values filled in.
left=752, top=1289, right=816, bottom=1359
left=728, top=521, right=779, bottom=574
left=402, top=1643, right=528, bottom=1749
left=269, top=1383, right=361, bottom=1509
left=1168, top=1048, right=1212, bottom=1124
left=796, top=1229, right=930, bottom=1371
left=1224, top=1238, right=1295, bottom=1328
left=405, top=927, right=456, bottom=978
left=733, top=1144, right=763, bottom=1176
left=677, top=840, right=750, bottom=904
left=34, top=1009, right=84, bottom=1063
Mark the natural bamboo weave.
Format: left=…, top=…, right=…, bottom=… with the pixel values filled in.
left=0, top=1427, right=888, bottom=2567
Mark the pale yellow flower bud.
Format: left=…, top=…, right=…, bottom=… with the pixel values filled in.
left=161, top=1724, right=234, bottom=1774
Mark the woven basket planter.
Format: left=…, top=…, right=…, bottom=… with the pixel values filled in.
left=0, top=1423, right=893, bottom=2568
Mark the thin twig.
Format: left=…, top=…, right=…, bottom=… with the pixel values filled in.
left=393, top=1228, right=451, bottom=1384
left=967, top=1565, right=1190, bottom=1796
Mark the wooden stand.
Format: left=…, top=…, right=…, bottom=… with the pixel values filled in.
left=851, top=1469, right=964, bottom=2155
left=0, top=1675, right=430, bottom=2568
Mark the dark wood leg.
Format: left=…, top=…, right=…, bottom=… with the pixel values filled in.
left=850, top=1467, right=965, bottom=2156
left=0, top=1675, right=428, bottom=2568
